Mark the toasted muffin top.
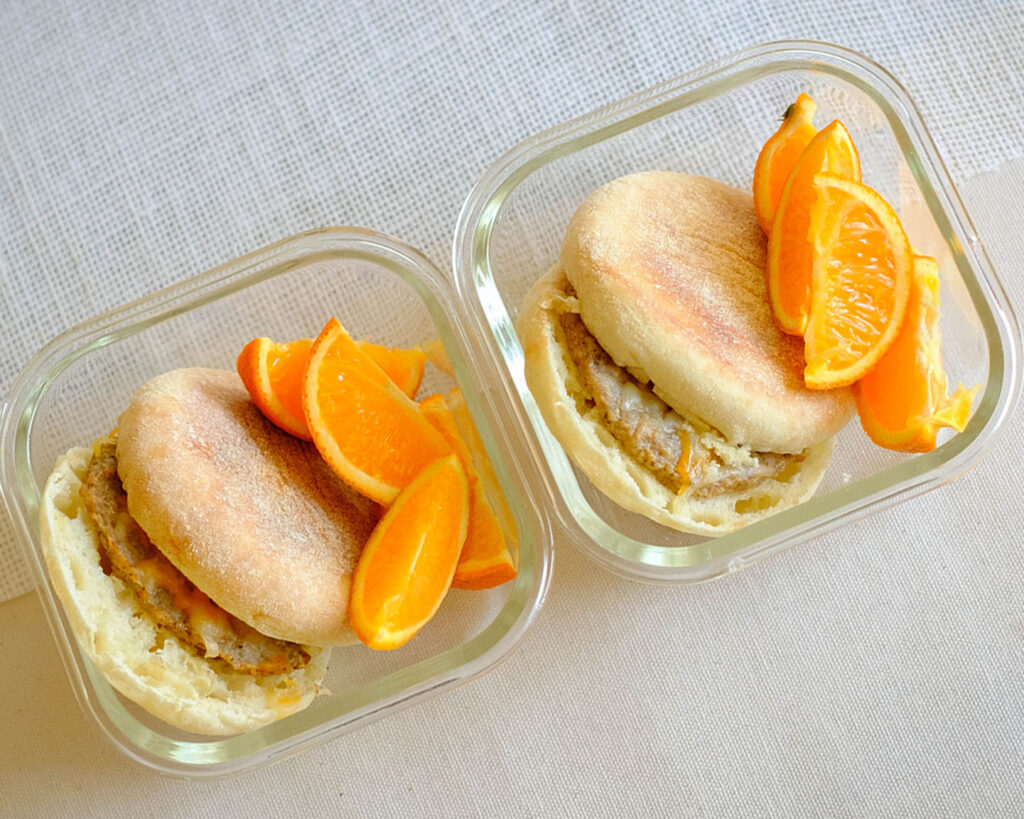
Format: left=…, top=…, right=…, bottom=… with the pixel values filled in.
left=116, top=367, right=378, bottom=646
left=560, top=171, right=853, bottom=453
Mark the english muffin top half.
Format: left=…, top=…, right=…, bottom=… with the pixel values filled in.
left=560, top=171, right=853, bottom=454
left=117, top=368, right=379, bottom=647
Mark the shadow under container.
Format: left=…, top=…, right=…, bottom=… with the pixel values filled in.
left=0, top=228, right=554, bottom=777
left=452, top=40, right=1021, bottom=584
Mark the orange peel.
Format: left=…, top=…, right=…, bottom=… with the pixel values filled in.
left=753, top=93, right=819, bottom=234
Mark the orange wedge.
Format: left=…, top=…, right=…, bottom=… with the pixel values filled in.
left=359, top=341, right=425, bottom=399
left=446, top=389, right=520, bottom=586
left=767, top=120, right=862, bottom=336
left=803, top=174, right=913, bottom=389
left=420, top=392, right=517, bottom=590
left=239, top=334, right=427, bottom=438
left=237, top=337, right=314, bottom=440
left=303, top=317, right=452, bottom=505
left=753, top=93, right=819, bottom=234
left=854, top=255, right=978, bottom=451
left=421, top=337, right=455, bottom=378
left=348, top=453, right=469, bottom=650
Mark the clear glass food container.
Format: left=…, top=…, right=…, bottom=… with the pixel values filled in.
left=452, top=40, right=1021, bottom=583
left=0, top=228, right=553, bottom=777
left=2, top=40, right=1019, bottom=777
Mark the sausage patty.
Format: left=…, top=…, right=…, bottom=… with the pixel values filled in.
left=79, top=437, right=310, bottom=676
left=557, top=308, right=801, bottom=498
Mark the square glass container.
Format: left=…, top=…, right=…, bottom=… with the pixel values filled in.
left=0, top=227, right=553, bottom=777
left=452, top=40, right=1021, bottom=583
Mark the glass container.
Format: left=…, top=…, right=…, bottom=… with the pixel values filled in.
left=452, top=40, right=1020, bottom=583
left=0, top=228, right=553, bottom=777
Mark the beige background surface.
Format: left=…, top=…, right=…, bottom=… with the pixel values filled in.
left=2, top=1, right=1023, bottom=816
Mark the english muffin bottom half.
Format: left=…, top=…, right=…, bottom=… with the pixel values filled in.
left=40, top=447, right=332, bottom=736
left=37, top=367, right=383, bottom=735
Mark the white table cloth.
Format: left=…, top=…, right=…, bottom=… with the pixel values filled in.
left=2, top=1, right=1022, bottom=815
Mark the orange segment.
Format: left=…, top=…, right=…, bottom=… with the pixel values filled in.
left=803, top=174, right=913, bottom=389
left=348, top=454, right=469, bottom=650
left=446, top=389, right=520, bottom=584
left=420, top=392, right=517, bottom=590
left=237, top=337, right=314, bottom=440
left=420, top=394, right=474, bottom=465
left=303, top=317, right=453, bottom=505
left=422, top=337, right=454, bottom=378
left=239, top=335, right=425, bottom=436
left=854, top=256, right=978, bottom=451
left=359, top=341, right=425, bottom=399
left=753, top=93, right=819, bottom=234
left=767, top=120, right=862, bottom=336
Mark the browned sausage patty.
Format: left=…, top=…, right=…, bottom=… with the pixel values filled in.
left=557, top=308, right=801, bottom=498
left=79, top=437, right=310, bottom=676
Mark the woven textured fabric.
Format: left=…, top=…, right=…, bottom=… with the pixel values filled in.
left=1, top=1, right=1024, bottom=815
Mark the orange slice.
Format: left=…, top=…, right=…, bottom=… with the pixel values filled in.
left=239, top=334, right=426, bottom=437
left=359, top=341, right=425, bottom=399
left=767, top=120, right=862, bottom=336
left=803, top=174, right=913, bottom=389
left=753, top=93, right=819, bottom=234
left=303, top=317, right=452, bottom=505
left=854, top=255, right=978, bottom=451
left=422, top=337, right=455, bottom=378
left=348, top=453, right=469, bottom=650
left=446, top=389, right=520, bottom=586
left=420, top=392, right=517, bottom=590
left=237, top=337, right=314, bottom=440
